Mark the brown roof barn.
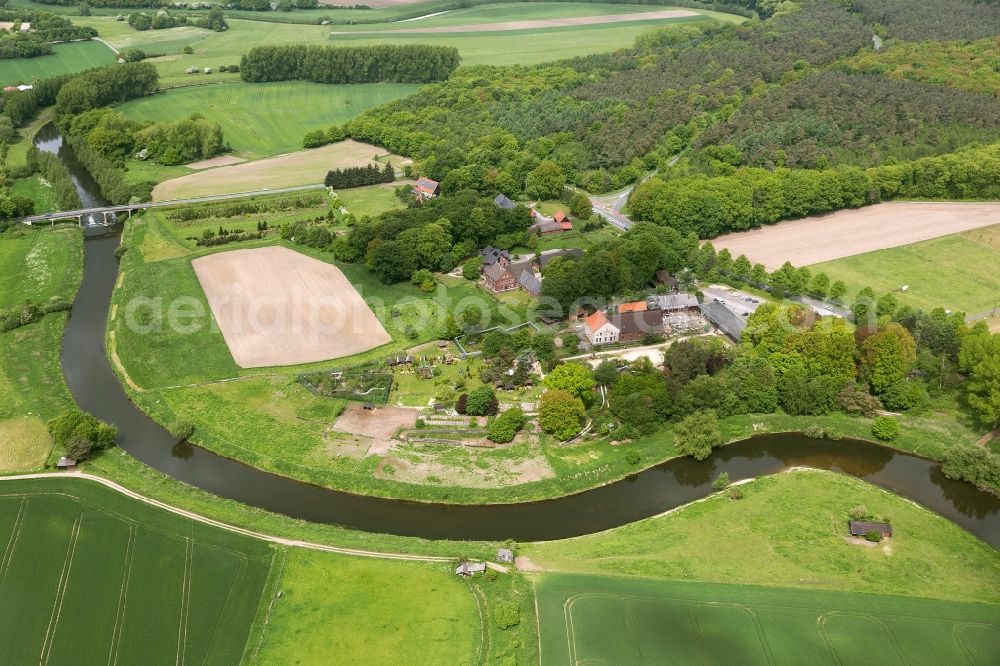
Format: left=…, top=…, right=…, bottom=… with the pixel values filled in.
left=415, top=177, right=440, bottom=199
left=612, top=310, right=664, bottom=342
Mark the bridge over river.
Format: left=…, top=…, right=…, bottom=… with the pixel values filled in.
left=20, top=183, right=327, bottom=226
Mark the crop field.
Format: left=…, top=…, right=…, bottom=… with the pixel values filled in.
left=712, top=201, right=1000, bottom=271
left=808, top=224, right=1000, bottom=314
left=0, top=40, right=115, bottom=86
left=0, top=477, right=273, bottom=665
left=193, top=246, right=392, bottom=368
left=152, top=140, right=405, bottom=200
left=119, top=82, right=421, bottom=159
left=535, top=574, right=1000, bottom=666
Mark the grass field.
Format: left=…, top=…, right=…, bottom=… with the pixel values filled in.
left=535, top=573, right=1000, bottom=666
left=9, top=176, right=59, bottom=214
left=152, top=140, right=405, bottom=199
left=0, top=476, right=273, bottom=664
left=524, top=471, right=1000, bottom=604
left=0, top=40, right=115, bottom=86
left=808, top=224, right=1000, bottom=314
left=0, top=227, right=83, bottom=464
left=250, top=550, right=478, bottom=664
left=119, top=82, right=422, bottom=159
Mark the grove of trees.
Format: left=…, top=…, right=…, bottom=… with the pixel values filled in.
left=324, top=163, right=394, bottom=188
left=240, top=45, right=460, bottom=84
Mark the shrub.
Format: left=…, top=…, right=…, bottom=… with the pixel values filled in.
left=47, top=409, right=118, bottom=460
left=864, top=530, right=882, bottom=543
left=849, top=505, right=869, bottom=520
left=871, top=416, right=900, bottom=441
left=114, top=244, right=128, bottom=258
left=487, top=407, right=524, bottom=443
left=465, top=385, right=498, bottom=416
left=182, top=45, right=193, bottom=54
left=726, top=487, right=744, bottom=500
left=712, top=471, right=730, bottom=491
left=494, top=600, right=520, bottom=630
left=170, top=420, right=194, bottom=442
left=674, top=410, right=722, bottom=461
left=941, top=447, right=1000, bottom=493
left=624, top=449, right=641, bottom=465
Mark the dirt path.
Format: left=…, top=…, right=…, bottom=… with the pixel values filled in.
left=0, top=471, right=455, bottom=562
left=331, top=9, right=699, bottom=34
left=712, top=201, right=1000, bottom=270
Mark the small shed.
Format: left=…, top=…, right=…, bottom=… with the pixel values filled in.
left=849, top=520, right=892, bottom=538
left=455, top=561, right=488, bottom=577
left=362, top=402, right=376, bottom=410
left=56, top=457, right=77, bottom=469
left=497, top=548, right=514, bottom=564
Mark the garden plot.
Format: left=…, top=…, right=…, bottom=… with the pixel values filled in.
left=192, top=246, right=391, bottom=368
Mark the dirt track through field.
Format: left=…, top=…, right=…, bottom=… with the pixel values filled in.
left=330, top=9, right=699, bottom=33
left=153, top=140, right=405, bottom=200
left=192, top=246, right=391, bottom=368
left=712, top=202, right=1000, bottom=270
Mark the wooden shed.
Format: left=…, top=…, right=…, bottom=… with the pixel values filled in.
left=849, top=520, right=892, bottom=538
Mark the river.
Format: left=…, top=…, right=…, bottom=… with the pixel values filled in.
left=40, top=126, right=1000, bottom=546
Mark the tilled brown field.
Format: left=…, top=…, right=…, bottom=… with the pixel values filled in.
left=192, top=246, right=391, bottom=368
left=712, top=202, right=1000, bottom=270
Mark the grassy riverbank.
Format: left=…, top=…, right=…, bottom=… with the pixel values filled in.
left=524, top=470, right=1000, bottom=604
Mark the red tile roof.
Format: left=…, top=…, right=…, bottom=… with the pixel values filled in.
left=618, top=301, right=647, bottom=313
left=585, top=311, right=614, bottom=333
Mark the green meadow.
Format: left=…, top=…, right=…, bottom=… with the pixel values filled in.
left=535, top=573, right=1000, bottom=666
left=250, top=550, right=479, bottom=665
left=809, top=225, right=1000, bottom=314
left=524, top=471, right=1000, bottom=604
left=0, top=40, right=115, bottom=86
left=118, top=82, right=422, bottom=158
left=0, top=477, right=273, bottom=665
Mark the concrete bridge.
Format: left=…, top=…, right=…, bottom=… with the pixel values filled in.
left=20, top=183, right=328, bottom=226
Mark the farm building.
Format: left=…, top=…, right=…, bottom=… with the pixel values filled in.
left=483, top=262, right=518, bottom=292
left=700, top=301, right=746, bottom=341
left=618, top=301, right=648, bottom=314
left=455, top=562, right=488, bottom=577
left=612, top=310, right=665, bottom=342
left=494, top=194, right=517, bottom=210
left=414, top=177, right=440, bottom=200
left=537, top=248, right=583, bottom=268
left=518, top=270, right=542, bottom=296
left=648, top=293, right=699, bottom=313
left=849, top=520, right=892, bottom=538
left=56, top=457, right=77, bottom=469
left=584, top=312, right=620, bottom=344
left=553, top=211, right=573, bottom=231
left=480, top=246, right=511, bottom=267
left=654, top=270, right=678, bottom=290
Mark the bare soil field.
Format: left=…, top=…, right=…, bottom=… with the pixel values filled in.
left=712, top=202, right=1000, bottom=270
left=332, top=403, right=417, bottom=438
left=185, top=154, right=246, bottom=170
left=153, top=140, right=408, bottom=200
left=331, top=9, right=698, bottom=33
left=192, top=246, right=391, bottom=368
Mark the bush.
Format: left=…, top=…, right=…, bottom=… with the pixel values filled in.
left=726, top=487, right=744, bottom=500
left=712, top=471, right=730, bottom=491
left=880, top=379, right=930, bottom=412
left=674, top=410, right=722, bottom=461
left=494, top=600, right=520, bottom=630
left=465, top=385, right=498, bottom=416
left=47, top=409, right=118, bottom=460
left=849, top=505, right=869, bottom=520
left=864, top=530, right=882, bottom=543
left=871, top=416, right=900, bottom=441
left=170, top=420, right=194, bottom=442
left=624, top=449, right=641, bottom=465
left=114, top=244, right=128, bottom=258
left=941, top=447, right=1000, bottom=493
left=487, top=407, right=523, bottom=443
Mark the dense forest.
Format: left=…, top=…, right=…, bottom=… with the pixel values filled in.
left=335, top=0, right=1000, bottom=246
left=239, top=45, right=461, bottom=84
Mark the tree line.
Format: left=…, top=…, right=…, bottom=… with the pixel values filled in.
left=25, top=146, right=81, bottom=209
left=128, top=6, right=227, bottom=32
left=54, top=61, right=158, bottom=117
left=239, top=44, right=460, bottom=84
left=0, top=11, right=96, bottom=59
left=628, top=141, right=1000, bottom=238
left=324, top=163, right=393, bottom=188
